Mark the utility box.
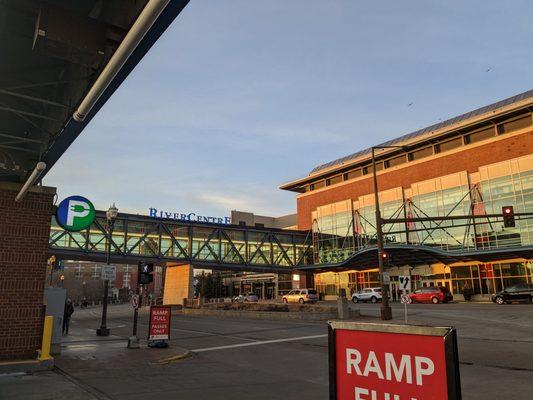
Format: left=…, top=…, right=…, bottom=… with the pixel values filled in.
left=43, top=287, right=66, bottom=355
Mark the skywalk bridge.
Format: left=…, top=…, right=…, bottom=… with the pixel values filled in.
left=49, top=208, right=533, bottom=272
left=49, top=210, right=314, bottom=272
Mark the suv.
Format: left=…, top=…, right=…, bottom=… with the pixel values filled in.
left=409, top=286, right=453, bottom=304
left=282, top=289, right=318, bottom=304
left=351, top=288, right=382, bottom=303
left=492, top=284, right=533, bottom=305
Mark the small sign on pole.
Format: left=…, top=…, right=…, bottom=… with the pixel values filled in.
left=101, top=265, right=116, bottom=281
left=399, top=275, right=411, bottom=292
left=401, top=294, right=411, bottom=323
left=148, top=305, right=171, bottom=341
left=131, top=294, right=139, bottom=309
left=328, top=321, right=461, bottom=400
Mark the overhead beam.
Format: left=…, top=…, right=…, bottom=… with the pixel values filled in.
left=0, top=143, right=39, bottom=153
left=0, top=133, right=41, bottom=143
left=0, top=105, right=61, bottom=122
left=0, top=89, right=68, bottom=108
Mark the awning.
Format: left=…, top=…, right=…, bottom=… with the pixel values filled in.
left=296, top=244, right=533, bottom=272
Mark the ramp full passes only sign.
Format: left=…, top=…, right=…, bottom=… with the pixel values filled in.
left=328, top=322, right=461, bottom=400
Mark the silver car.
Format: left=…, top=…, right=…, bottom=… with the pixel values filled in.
left=351, top=287, right=382, bottom=303
left=233, top=293, right=259, bottom=302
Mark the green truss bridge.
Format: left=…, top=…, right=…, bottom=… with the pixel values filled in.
left=49, top=210, right=314, bottom=272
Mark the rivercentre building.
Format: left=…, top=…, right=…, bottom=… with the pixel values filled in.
left=281, top=90, right=533, bottom=300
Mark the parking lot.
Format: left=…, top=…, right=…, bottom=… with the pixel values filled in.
left=2, top=302, right=533, bottom=400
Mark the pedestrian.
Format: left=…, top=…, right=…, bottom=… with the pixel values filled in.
left=63, top=298, right=74, bottom=335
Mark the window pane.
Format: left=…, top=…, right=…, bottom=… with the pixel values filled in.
left=498, top=114, right=531, bottom=134
left=466, top=126, right=495, bottom=144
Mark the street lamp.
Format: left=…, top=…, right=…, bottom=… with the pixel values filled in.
left=97, top=203, right=118, bottom=336
left=372, top=145, right=408, bottom=321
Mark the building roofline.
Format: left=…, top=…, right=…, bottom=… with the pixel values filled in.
left=280, top=89, right=533, bottom=191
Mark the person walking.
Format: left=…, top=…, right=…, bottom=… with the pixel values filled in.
left=63, top=298, right=74, bottom=335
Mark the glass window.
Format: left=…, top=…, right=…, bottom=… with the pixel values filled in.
left=436, top=137, right=463, bottom=153
left=498, top=114, right=531, bottom=134
left=328, top=175, right=343, bottom=186
left=465, top=126, right=495, bottom=144
left=344, top=169, right=362, bottom=180
left=386, top=154, right=407, bottom=168
left=408, top=146, right=433, bottom=161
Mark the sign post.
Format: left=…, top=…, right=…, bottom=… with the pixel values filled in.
left=328, top=321, right=461, bottom=400
left=401, top=294, right=411, bottom=323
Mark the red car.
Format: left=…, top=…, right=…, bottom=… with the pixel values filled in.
left=408, top=286, right=453, bottom=304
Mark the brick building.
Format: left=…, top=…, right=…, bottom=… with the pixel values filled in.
left=0, top=183, right=55, bottom=360
left=281, top=90, right=533, bottom=300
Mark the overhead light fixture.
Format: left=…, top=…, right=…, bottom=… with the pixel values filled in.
left=15, top=161, right=46, bottom=202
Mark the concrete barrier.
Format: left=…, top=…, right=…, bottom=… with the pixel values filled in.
left=173, top=307, right=360, bottom=322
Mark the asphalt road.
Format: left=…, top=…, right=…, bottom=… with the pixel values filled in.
left=2, top=302, right=533, bottom=400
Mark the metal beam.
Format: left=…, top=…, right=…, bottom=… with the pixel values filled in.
left=0, top=105, right=61, bottom=121
left=0, top=133, right=41, bottom=144
left=0, top=89, right=68, bottom=108
left=0, top=143, right=39, bottom=153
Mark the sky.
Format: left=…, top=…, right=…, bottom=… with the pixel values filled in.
left=45, top=0, right=533, bottom=218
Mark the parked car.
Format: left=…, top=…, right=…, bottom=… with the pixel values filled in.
left=281, top=289, right=318, bottom=304
left=351, top=287, right=382, bottom=303
left=492, top=284, right=533, bottom=305
left=232, top=293, right=259, bottom=303
left=408, top=286, right=453, bottom=304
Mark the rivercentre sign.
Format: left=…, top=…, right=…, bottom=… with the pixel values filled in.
left=328, top=322, right=461, bottom=400
left=149, top=207, right=230, bottom=224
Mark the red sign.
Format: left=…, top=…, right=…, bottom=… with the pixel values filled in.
left=329, top=322, right=461, bottom=400
left=148, top=306, right=171, bottom=340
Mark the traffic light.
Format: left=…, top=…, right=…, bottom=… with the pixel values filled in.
left=502, top=206, right=515, bottom=228
left=381, top=252, right=390, bottom=267
left=138, top=262, right=154, bottom=285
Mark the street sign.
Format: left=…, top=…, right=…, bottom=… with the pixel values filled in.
left=101, top=265, right=116, bottom=281
left=399, top=275, right=411, bottom=292
left=148, top=306, right=171, bottom=341
left=382, top=272, right=390, bottom=285
left=131, top=294, right=139, bottom=309
left=328, top=321, right=461, bottom=400
left=401, top=294, right=411, bottom=304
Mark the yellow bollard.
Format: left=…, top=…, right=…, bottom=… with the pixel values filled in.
left=38, top=316, right=54, bottom=361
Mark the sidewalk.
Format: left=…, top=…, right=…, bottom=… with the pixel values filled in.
left=0, top=305, right=189, bottom=400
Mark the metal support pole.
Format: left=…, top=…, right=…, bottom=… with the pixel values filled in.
left=372, top=147, right=393, bottom=321
left=97, top=221, right=114, bottom=336
left=128, top=263, right=140, bottom=349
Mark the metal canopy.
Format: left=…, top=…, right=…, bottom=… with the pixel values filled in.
left=296, top=244, right=533, bottom=272
left=0, top=0, right=189, bottom=182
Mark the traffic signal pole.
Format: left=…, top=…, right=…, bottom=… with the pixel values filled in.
left=372, top=147, right=393, bottom=321
left=127, top=276, right=140, bottom=349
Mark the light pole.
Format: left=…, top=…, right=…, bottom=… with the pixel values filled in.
left=97, top=203, right=118, bottom=336
left=372, top=145, right=408, bottom=321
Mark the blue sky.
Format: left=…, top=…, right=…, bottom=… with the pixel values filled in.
left=45, top=0, right=533, bottom=218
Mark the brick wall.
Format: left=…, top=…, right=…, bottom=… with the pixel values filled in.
left=0, top=183, right=56, bottom=360
left=297, top=132, right=533, bottom=230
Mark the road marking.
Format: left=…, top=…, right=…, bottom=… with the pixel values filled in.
left=191, top=334, right=327, bottom=353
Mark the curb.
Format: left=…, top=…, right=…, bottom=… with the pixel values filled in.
left=0, top=359, right=54, bottom=374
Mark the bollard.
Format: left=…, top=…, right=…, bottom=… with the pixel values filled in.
left=38, top=316, right=54, bottom=361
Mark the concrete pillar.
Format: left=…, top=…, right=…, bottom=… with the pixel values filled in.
left=162, top=263, right=194, bottom=305
left=0, top=183, right=56, bottom=361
